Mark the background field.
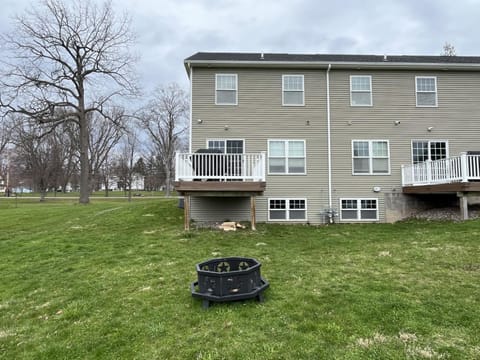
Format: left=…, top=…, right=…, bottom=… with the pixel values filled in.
left=1, top=199, right=479, bottom=359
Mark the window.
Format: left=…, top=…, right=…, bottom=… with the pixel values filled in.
left=412, top=140, right=448, bottom=164
left=352, top=140, right=390, bottom=175
left=282, top=75, right=304, bottom=106
left=350, top=75, right=372, bottom=106
left=416, top=76, right=437, bottom=107
left=207, top=139, right=244, bottom=154
left=206, top=139, right=244, bottom=178
left=216, top=74, right=237, bottom=105
left=340, top=198, right=378, bottom=221
left=269, top=198, right=307, bottom=221
left=268, top=140, right=306, bottom=174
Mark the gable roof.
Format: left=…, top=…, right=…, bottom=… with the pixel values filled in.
left=184, top=52, right=480, bottom=73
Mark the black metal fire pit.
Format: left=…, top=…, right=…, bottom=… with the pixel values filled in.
left=191, top=257, right=269, bottom=309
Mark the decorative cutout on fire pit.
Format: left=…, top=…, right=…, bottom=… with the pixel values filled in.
left=238, top=261, right=249, bottom=270
left=191, top=257, right=269, bottom=309
left=216, top=261, right=231, bottom=272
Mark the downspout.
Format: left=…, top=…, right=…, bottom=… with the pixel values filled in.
left=326, top=64, right=332, bottom=208
left=188, top=64, right=193, bottom=153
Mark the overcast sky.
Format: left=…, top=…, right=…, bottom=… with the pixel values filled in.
left=2, top=0, right=480, bottom=93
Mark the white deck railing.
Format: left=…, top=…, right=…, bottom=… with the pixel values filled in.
left=175, top=152, right=266, bottom=181
left=402, top=153, right=480, bottom=186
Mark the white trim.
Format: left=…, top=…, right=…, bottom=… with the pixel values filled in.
left=215, top=73, right=238, bottom=105
left=282, top=74, right=305, bottom=106
left=339, top=198, right=379, bottom=221
left=350, top=75, right=373, bottom=107
left=267, top=139, right=307, bottom=175
left=415, top=76, right=438, bottom=107
left=268, top=198, right=308, bottom=221
left=410, top=139, right=449, bottom=164
left=351, top=140, right=391, bottom=175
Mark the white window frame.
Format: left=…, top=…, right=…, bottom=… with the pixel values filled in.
left=282, top=74, right=305, bottom=106
left=268, top=139, right=306, bottom=175
left=410, top=140, right=449, bottom=164
left=215, top=74, right=238, bottom=105
left=339, top=198, right=379, bottom=221
left=206, top=139, right=245, bottom=154
left=351, top=140, right=390, bottom=175
left=268, top=198, right=307, bottom=221
left=350, top=75, right=372, bottom=106
left=415, top=76, right=438, bottom=107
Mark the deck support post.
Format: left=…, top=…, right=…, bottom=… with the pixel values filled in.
left=184, top=195, right=191, bottom=230
left=457, top=192, right=469, bottom=220
left=250, top=196, right=256, bottom=231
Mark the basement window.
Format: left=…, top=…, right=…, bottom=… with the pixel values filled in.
left=269, top=198, right=307, bottom=221
left=340, top=198, right=378, bottom=221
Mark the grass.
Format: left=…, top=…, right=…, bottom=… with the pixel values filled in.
left=1, top=200, right=479, bottom=359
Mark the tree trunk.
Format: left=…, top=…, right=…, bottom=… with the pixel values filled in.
left=78, top=115, right=90, bottom=204
left=165, top=167, right=171, bottom=197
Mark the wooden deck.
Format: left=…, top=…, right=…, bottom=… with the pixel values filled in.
left=174, top=180, right=266, bottom=231
left=174, top=181, right=266, bottom=196
left=402, top=181, right=480, bottom=194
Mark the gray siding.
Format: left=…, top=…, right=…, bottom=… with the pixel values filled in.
left=189, top=66, right=480, bottom=224
left=190, top=197, right=251, bottom=223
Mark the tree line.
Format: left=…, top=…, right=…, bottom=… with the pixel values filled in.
left=0, top=0, right=188, bottom=202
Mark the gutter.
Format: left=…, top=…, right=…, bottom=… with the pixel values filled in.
left=326, top=64, right=332, bottom=208
left=183, top=59, right=480, bottom=72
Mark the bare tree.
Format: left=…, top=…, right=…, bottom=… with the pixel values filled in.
left=114, top=130, right=138, bottom=201
left=0, top=116, right=13, bottom=156
left=0, top=0, right=137, bottom=204
left=442, top=42, right=456, bottom=56
left=88, top=109, right=125, bottom=194
left=139, top=83, right=188, bottom=196
left=12, top=119, right=65, bottom=200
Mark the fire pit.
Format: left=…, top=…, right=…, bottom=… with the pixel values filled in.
left=191, top=257, right=269, bottom=309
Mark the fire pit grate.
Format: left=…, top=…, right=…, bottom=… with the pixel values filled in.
left=191, top=257, right=269, bottom=309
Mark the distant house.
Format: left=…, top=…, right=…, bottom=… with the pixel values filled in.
left=100, top=174, right=144, bottom=191
left=175, top=52, right=480, bottom=229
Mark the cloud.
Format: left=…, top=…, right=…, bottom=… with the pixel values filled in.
left=2, top=0, right=480, bottom=94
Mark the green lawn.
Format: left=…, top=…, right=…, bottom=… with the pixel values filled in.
left=1, top=200, right=479, bottom=359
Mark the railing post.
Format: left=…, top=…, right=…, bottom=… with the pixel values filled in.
left=261, top=152, right=266, bottom=181
left=426, top=160, right=432, bottom=184
left=175, top=153, right=179, bottom=181
left=460, top=152, right=468, bottom=182
left=401, top=165, right=405, bottom=186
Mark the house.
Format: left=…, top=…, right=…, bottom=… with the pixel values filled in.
left=175, top=52, right=480, bottom=229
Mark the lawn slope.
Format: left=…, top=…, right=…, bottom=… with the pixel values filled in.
left=1, top=200, right=479, bottom=359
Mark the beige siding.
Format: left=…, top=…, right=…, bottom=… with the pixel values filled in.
left=329, top=70, right=480, bottom=222
left=191, top=67, right=329, bottom=224
left=189, top=66, right=480, bottom=224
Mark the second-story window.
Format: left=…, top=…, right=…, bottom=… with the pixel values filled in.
left=412, top=140, right=448, bottom=164
left=282, top=75, right=304, bottom=106
left=416, top=76, right=437, bottom=107
left=268, top=140, right=306, bottom=174
left=352, top=140, right=390, bottom=175
left=216, top=74, right=237, bottom=105
left=350, top=75, right=372, bottom=106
